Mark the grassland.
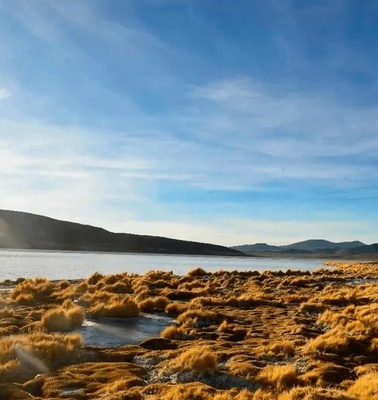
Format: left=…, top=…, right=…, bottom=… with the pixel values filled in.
left=1, top=262, right=378, bottom=399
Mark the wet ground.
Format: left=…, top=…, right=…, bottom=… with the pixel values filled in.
left=77, top=314, right=175, bottom=347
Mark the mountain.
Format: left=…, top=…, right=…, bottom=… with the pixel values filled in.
left=230, top=239, right=372, bottom=258
left=0, top=210, right=245, bottom=257
left=341, top=243, right=378, bottom=256
left=281, top=239, right=365, bottom=252
left=232, top=243, right=282, bottom=252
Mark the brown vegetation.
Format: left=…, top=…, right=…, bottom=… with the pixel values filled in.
left=2, top=262, right=378, bottom=398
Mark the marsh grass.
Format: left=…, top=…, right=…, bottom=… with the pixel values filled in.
left=348, top=373, right=378, bottom=399
left=257, top=365, right=298, bottom=390
left=4, top=262, right=378, bottom=399
left=90, top=296, right=139, bottom=318
left=164, top=346, right=218, bottom=375
left=0, top=332, right=82, bottom=383
left=11, top=278, right=54, bottom=305
left=41, top=300, right=85, bottom=332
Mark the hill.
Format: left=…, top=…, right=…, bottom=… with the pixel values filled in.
left=341, top=243, right=378, bottom=256
left=232, top=243, right=282, bottom=252
left=281, top=239, right=365, bottom=252
left=230, top=239, right=376, bottom=258
left=0, top=210, right=244, bottom=257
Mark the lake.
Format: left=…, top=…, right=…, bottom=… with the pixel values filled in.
left=0, top=250, right=327, bottom=281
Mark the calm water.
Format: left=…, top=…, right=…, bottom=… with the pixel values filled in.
left=0, top=250, right=326, bottom=281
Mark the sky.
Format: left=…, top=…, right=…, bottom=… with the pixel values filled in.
left=0, top=0, right=377, bottom=246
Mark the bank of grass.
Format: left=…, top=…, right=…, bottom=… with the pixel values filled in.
left=2, top=262, right=378, bottom=399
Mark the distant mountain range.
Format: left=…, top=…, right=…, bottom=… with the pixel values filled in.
left=0, top=210, right=244, bottom=257
left=232, top=239, right=378, bottom=258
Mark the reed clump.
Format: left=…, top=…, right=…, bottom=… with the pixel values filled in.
left=256, top=365, right=298, bottom=390
left=0, top=332, right=82, bottom=383
left=177, top=308, right=220, bottom=327
left=90, top=296, right=139, bottom=318
left=41, top=301, right=85, bottom=332
left=164, top=346, right=218, bottom=375
left=347, top=373, right=378, bottom=399
left=11, top=278, right=54, bottom=304
left=161, top=325, right=185, bottom=340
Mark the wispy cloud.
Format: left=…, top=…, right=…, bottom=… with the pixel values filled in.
left=0, top=88, right=10, bottom=101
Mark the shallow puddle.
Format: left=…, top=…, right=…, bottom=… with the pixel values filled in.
left=76, top=313, right=175, bottom=347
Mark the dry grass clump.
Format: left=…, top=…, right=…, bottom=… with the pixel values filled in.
left=0, top=332, right=82, bottom=383
left=303, top=327, right=352, bottom=356
left=354, top=364, right=378, bottom=376
left=78, top=289, right=114, bottom=306
left=347, top=373, right=378, bottom=399
left=226, top=356, right=259, bottom=378
left=278, top=386, right=354, bottom=400
left=139, top=296, right=169, bottom=313
left=177, top=308, right=220, bottom=327
left=256, top=364, right=298, bottom=390
left=299, top=301, right=326, bottom=314
left=145, top=382, right=216, bottom=400
left=0, top=307, right=16, bottom=319
left=301, top=363, right=352, bottom=386
left=41, top=301, right=85, bottom=332
left=165, top=302, right=188, bottom=315
left=86, top=272, right=105, bottom=285
left=164, top=346, right=218, bottom=375
left=264, top=341, right=295, bottom=358
left=304, top=302, right=378, bottom=356
left=42, top=361, right=146, bottom=398
left=187, top=267, right=207, bottom=277
left=90, top=296, right=139, bottom=318
left=11, top=278, right=54, bottom=304
left=161, top=325, right=185, bottom=340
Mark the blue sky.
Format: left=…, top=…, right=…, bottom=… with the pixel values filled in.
left=0, top=0, right=377, bottom=245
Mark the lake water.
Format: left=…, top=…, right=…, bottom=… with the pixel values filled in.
left=0, top=250, right=326, bottom=281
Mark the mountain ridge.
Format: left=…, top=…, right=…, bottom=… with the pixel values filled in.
left=231, top=239, right=377, bottom=257
left=0, top=209, right=244, bottom=257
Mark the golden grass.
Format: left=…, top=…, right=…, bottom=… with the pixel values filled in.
left=145, top=382, right=215, bottom=400
left=187, top=267, right=207, bottom=277
left=3, top=263, right=378, bottom=399
left=42, top=361, right=146, bottom=398
left=264, top=341, right=295, bottom=358
left=139, top=296, right=169, bottom=313
left=278, top=386, right=354, bottom=400
left=161, top=325, right=185, bottom=340
left=0, top=332, right=82, bottom=383
left=41, top=301, right=85, bottom=332
left=164, top=346, right=218, bottom=375
left=348, top=373, right=378, bottom=399
left=90, top=296, right=139, bottom=318
left=257, top=365, right=298, bottom=390
left=11, top=278, right=53, bottom=304
left=177, top=308, right=220, bottom=327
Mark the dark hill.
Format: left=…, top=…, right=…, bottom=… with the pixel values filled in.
left=0, top=210, right=244, bottom=257
left=232, top=243, right=282, bottom=252
left=341, top=243, right=378, bottom=256
left=281, top=239, right=365, bottom=252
